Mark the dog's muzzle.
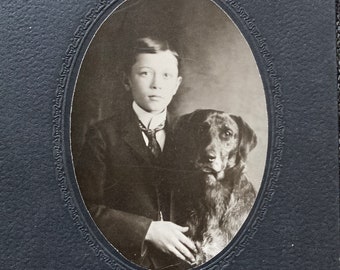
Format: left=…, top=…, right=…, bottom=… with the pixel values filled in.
left=195, top=153, right=226, bottom=181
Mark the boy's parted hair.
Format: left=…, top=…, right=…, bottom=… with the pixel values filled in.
left=122, top=36, right=181, bottom=74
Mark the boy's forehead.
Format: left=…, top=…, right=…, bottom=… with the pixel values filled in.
left=134, top=51, right=179, bottom=68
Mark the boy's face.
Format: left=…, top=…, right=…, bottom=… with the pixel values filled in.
left=127, top=50, right=182, bottom=114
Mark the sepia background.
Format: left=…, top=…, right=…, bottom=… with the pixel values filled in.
left=71, top=0, right=268, bottom=191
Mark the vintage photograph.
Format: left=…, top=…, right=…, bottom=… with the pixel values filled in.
left=71, top=0, right=268, bottom=268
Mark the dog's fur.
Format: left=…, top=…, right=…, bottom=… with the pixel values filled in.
left=172, top=110, right=257, bottom=265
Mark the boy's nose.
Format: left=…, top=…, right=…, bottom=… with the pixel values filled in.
left=151, top=74, right=163, bottom=89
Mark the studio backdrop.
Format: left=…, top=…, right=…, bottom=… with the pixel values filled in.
left=71, top=0, right=267, bottom=191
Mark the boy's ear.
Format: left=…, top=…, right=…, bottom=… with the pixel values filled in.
left=174, top=76, right=182, bottom=94
left=122, top=72, right=131, bottom=91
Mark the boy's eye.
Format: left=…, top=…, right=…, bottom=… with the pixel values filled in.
left=139, top=70, right=152, bottom=77
left=163, top=72, right=173, bottom=79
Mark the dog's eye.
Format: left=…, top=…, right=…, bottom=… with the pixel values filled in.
left=222, top=129, right=233, bottom=138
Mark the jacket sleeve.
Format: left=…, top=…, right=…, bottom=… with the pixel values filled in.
left=75, top=126, right=152, bottom=260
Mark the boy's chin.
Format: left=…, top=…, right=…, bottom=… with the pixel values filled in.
left=148, top=108, right=167, bottom=115
left=144, top=104, right=169, bottom=114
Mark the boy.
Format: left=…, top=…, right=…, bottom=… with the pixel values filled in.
left=77, top=37, right=196, bottom=268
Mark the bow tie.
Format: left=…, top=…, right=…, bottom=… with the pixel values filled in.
left=138, top=121, right=165, bottom=158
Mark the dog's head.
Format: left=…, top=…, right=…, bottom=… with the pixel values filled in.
left=173, top=110, right=257, bottom=182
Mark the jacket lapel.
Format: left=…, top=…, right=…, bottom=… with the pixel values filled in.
left=120, top=108, right=176, bottom=165
left=121, top=109, right=152, bottom=164
left=162, top=114, right=175, bottom=155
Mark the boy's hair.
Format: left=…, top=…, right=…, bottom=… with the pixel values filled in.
left=122, top=36, right=181, bottom=75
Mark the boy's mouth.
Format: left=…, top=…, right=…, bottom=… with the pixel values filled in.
left=148, top=95, right=163, bottom=101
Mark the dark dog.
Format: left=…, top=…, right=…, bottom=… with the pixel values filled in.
left=172, top=109, right=257, bottom=265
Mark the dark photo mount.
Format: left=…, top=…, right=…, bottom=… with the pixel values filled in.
left=70, top=1, right=268, bottom=268
left=0, top=1, right=339, bottom=270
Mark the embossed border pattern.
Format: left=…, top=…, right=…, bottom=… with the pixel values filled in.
left=52, top=0, right=284, bottom=269
left=52, top=1, right=127, bottom=269
left=336, top=0, right=340, bottom=181
left=204, top=0, right=285, bottom=268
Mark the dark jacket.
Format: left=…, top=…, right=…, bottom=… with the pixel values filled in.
left=76, top=108, right=176, bottom=268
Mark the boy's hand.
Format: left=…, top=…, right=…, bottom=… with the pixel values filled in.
left=145, top=221, right=197, bottom=264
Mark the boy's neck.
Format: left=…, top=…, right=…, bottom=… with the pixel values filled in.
left=132, top=101, right=167, bottom=129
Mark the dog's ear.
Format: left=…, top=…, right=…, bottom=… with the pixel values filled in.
left=173, top=110, right=205, bottom=135
left=173, top=112, right=191, bottom=135
left=172, top=110, right=206, bottom=164
left=173, top=110, right=199, bottom=143
left=230, top=115, right=257, bottom=161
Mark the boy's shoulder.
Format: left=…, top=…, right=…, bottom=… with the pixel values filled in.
left=91, top=108, right=176, bottom=134
left=93, top=113, right=121, bottom=129
left=90, top=108, right=137, bottom=134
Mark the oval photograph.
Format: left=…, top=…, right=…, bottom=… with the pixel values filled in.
left=71, top=0, right=268, bottom=268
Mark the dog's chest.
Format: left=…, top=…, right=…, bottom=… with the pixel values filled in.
left=191, top=186, right=234, bottom=260
left=204, top=181, right=233, bottom=217
left=195, top=218, right=230, bottom=264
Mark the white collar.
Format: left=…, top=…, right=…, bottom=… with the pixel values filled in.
left=132, top=101, right=167, bottom=129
